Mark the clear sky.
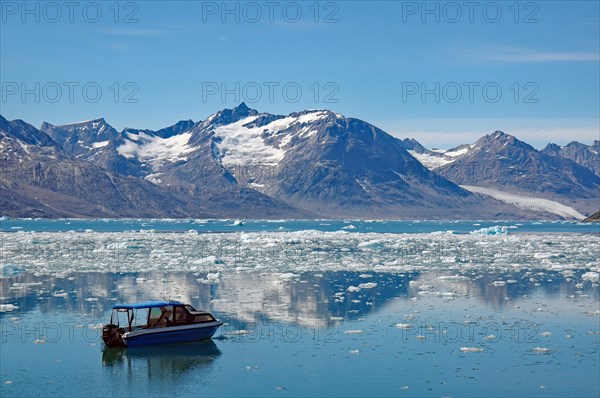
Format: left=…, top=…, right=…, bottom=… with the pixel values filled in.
left=1, top=0, right=598, bottom=148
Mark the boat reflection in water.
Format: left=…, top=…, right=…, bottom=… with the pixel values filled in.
left=102, top=340, right=222, bottom=378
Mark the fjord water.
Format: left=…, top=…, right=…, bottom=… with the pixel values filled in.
left=1, top=220, right=599, bottom=397
left=2, top=218, right=600, bottom=233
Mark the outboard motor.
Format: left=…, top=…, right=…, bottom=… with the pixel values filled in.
left=102, top=324, right=126, bottom=348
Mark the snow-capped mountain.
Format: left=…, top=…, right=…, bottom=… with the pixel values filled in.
left=434, top=131, right=600, bottom=215
left=0, top=116, right=190, bottom=218
left=542, top=140, right=600, bottom=177
left=2, top=106, right=597, bottom=219
left=123, top=103, right=528, bottom=219
left=40, top=118, right=194, bottom=177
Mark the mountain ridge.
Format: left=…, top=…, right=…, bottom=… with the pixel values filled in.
left=401, top=132, right=599, bottom=216
left=2, top=105, right=598, bottom=219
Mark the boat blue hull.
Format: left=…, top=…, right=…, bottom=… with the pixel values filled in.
left=125, top=324, right=221, bottom=347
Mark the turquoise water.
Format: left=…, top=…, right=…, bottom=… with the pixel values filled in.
left=2, top=218, right=599, bottom=234
left=1, top=220, right=599, bottom=397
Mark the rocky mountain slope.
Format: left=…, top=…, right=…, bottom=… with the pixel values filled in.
left=542, top=141, right=600, bottom=176
left=582, top=210, right=600, bottom=222
left=1, top=116, right=191, bottom=218
left=403, top=131, right=599, bottom=215
left=2, top=106, right=596, bottom=219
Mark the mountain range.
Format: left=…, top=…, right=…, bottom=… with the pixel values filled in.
left=1, top=103, right=598, bottom=220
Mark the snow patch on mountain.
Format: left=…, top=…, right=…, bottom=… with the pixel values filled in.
left=461, top=185, right=586, bottom=220
left=92, top=141, right=109, bottom=148
left=213, top=116, right=286, bottom=167
left=213, top=111, right=330, bottom=168
left=408, top=150, right=452, bottom=169
left=404, top=141, right=473, bottom=170
left=145, top=173, right=163, bottom=184
left=117, top=131, right=194, bottom=168
left=445, top=146, right=471, bottom=157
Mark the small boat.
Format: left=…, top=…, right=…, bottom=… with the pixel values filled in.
left=102, top=300, right=223, bottom=348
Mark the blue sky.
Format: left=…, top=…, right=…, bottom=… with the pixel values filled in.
left=1, top=0, right=598, bottom=148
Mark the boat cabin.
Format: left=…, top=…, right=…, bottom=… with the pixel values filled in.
left=109, top=300, right=217, bottom=332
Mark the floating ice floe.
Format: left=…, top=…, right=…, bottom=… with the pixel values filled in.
left=581, top=272, right=599, bottom=283
left=531, top=347, right=552, bottom=353
left=206, top=272, right=221, bottom=281
left=460, top=347, right=484, bottom=352
left=470, top=226, right=509, bottom=235
left=358, top=282, right=378, bottom=289
left=228, top=330, right=254, bottom=335
left=343, top=330, right=363, bottom=335
left=0, top=304, right=18, bottom=312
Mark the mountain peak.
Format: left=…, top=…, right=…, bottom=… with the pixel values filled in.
left=0, top=117, right=56, bottom=147
left=57, top=117, right=109, bottom=129
left=229, top=102, right=257, bottom=117
left=473, top=130, right=537, bottom=153
left=491, top=130, right=509, bottom=139
left=565, top=140, right=587, bottom=149
left=399, top=138, right=428, bottom=153
left=0, top=114, right=9, bottom=127
left=543, top=143, right=561, bottom=154
left=204, top=103, right=259, bottom=126
left=233, top=102, right=250, bottom=112
left=485, top=130, right=521, bottom=144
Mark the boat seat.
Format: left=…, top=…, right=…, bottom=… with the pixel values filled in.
left=158, top=310, right=172, bottom=327
left=149, top=309, right=172, bottom=328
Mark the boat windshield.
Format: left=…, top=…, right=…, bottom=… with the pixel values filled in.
left=132, top=308, right=150, bottom=328
left=110, top=308, right=131, bottom=327
left=147, top=306, right=174, bottom=328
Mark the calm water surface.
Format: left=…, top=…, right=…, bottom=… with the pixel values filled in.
left=1, top=220, right=599, bottom=397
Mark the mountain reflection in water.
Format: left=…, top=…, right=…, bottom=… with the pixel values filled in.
left=1, top=270, right=597, bottom=326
